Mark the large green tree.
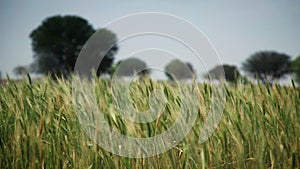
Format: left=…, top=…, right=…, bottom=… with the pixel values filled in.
left=242, top=51, right=291, bottom=84
left=165, top=59, right=195, bottom=81
left=292, top=55, right=300, bottom=84
left=206, top=64, right=240, bottom=82
left=30, top=15, right=118, bottom=78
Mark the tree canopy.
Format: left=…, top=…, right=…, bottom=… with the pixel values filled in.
left=30, top=15, right=118, bottom=78
left=13, top=66, right=30, bottom=77
left=292, top=55, right=300, bottom=84
left=112, top=58, right=150, bottom=77
left=242, top=51, right=291, bottom=84
left=165, top=59, right=195, bottom=81
left=206, top=64, right=240, bottom=82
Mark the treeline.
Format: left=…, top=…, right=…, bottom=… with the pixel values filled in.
left=3, top=15, right=300, bottom=85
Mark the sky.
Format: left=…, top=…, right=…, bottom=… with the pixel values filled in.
left=0, top=0, right=299, bottom=79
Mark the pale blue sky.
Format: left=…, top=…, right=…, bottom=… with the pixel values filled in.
left=0, top=0, right=299, bottom=79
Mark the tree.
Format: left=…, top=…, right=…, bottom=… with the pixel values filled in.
left=165, top=59, right=195, bottom=81
left=112, top=58, right=150, bottom=77
left=13, top=66, right=30, bottom=77
left=30, top=15, right=118, bottom=78
left=206, top=64, right=240, bottom=82
left=242, top=51, right=291, bottom=84
left=292, top=55, right=300, bottom=84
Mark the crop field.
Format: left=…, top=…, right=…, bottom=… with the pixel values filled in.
left=0, top=76, right=299, bottom=168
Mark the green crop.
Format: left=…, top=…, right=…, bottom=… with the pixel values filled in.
left=0, top=76, right=299, bottom=168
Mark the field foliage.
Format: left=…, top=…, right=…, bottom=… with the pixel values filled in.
left=0, top=76, right=299, bottom=168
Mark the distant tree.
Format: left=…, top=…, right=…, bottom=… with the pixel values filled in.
left=165, top=59, right=194, bottom=81
left=0, top=70, right=2, bottom=79
left=242, top=51, right=291, bottom=84
left=206, top=64, right=240, bottom=82
left=13, top=66, right=30, bottom=77
left=292, top=55, right=300, bottom=84
left=29, top=15, right=118, bottom=78
left=112, top=58, right=150, bottom=77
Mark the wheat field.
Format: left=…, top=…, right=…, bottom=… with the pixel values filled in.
left=0, top=76, right=299, bottom=168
